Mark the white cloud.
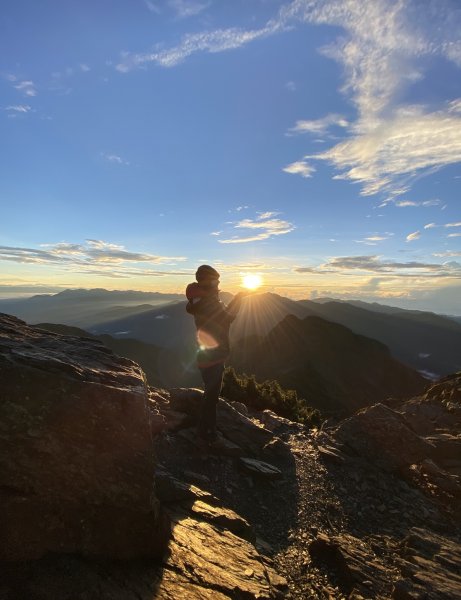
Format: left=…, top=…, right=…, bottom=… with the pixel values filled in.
left=365, top=235, right=390, bottom=242
left=406, top=230, right=421, bottom=242
left=447, top=233, right=461, bottom=238
left=295, top=255, right=461, bottom=278
left=257, top=211, right=279, bottom=219
left=0, top=240, right=187, bottom=277
left=14, top=80, right=37, bottom=97
left=4, top=105, right=33, bottom=118
left=310, top=105, right=461, bottom=195
left=395, top=200, right=418, bottom=207
left=434, top=250, right=461, bottom=258
left=445, top=221, right=461, bottom=227
left=219, top=214, right=294, bottom=244
left=424, top=223, right=437, bottom=229
left=288, top=113, right=349, bottom=135
left=116, top=20, right=283, bottom=71
left=290, top=1, right=461, bottom=195
left=168, top=0, right=210, bottom=19
left=282, top=160, right=315, bottom=178
left=102, top=153, right=130, bottom=165
left=395, top=199, right=441, bottom=208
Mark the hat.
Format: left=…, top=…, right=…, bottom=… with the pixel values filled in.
left=195, top=264, right=220, bottom=282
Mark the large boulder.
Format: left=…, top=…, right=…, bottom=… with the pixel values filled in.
left=335, top=403, right=434, bottom=472
left=0, top=313, right=168, bottom=561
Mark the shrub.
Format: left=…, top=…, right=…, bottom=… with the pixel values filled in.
left=221, top=367, right=321, bottom=427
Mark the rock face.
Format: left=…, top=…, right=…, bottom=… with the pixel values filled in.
left=335, top=403, right=435, bottom=472
left=0, top=313, right=167, bottom=561
left=334, top=376, right=461, bottom=511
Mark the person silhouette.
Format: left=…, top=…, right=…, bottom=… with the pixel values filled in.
left=186, top=265, right=246, bottom=446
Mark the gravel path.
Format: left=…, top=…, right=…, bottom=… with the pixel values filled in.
left=156, top=420, right=459, bottom=599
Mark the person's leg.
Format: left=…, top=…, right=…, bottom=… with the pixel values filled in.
left=197, top=362, right=224, bottom=440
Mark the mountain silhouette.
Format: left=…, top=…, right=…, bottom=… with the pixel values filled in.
left=298, top=300, right=461, bottom=377
left=0, top=288, right=183, bottom=328
left=231, top=314, right=426, bottom=413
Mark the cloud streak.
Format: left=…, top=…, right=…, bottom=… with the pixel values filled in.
left=406, top=230, right=421, bottom=242
left=282, top=160, right=315, bottom=178
left=101, top=153, right=130, bottom=165
left=116, top=20, right=284, bottom=71
left=13, top=80, right=37, bottom=97
left=295, top=255, right=461, bottom=278
left=219, top=214, right=295, bottom=244
left=0, top=240, right=187, bottom=278
left=288, top=113, right=349, bottom=135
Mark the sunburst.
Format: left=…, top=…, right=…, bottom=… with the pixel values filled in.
left=242, top=274, right=263, bottom=290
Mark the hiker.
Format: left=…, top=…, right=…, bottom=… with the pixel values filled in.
left=186, top=264, right=246, bottom=447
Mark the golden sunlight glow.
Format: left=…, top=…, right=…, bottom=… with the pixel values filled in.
left=242, top=274, right=263, bottom=290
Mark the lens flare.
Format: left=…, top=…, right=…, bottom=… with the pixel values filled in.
left=242, top=274, right=263, bottom=290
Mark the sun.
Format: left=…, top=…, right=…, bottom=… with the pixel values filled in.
left=242, top=274, right=263, bottom=290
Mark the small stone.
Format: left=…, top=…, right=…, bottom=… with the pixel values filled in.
left=244, top=568, right=254, bottom=577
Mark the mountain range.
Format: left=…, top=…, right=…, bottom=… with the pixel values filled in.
left=2, top=288, right=461, bottom=413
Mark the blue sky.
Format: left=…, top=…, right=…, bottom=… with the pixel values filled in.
left=1, top=0, right=460, bottom=313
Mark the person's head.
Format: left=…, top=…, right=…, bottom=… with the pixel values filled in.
left=195, top=264, right=220, bottom=291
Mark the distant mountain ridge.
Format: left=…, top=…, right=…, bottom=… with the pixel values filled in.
left=1, top=288, right=460, bottom=378
left=0, top=288, right=183, bottom=328
left=298, top=299, right=461, bottom=377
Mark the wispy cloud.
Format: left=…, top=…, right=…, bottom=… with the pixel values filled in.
left=282, top=160, right=315, bottom=178
left=434, top=250, right=461, bottom=258
left=116, top=22, right=282, bottom=71
left=14, top=80, right=37, bottom=97
left=447, top=233, right=461, bottom=238
left=168, top=0, right=210, bottom=19
left=295, top=255, right=461, bottom=278
left=288, top=113, right=349, bottom=135
left=101, top=153, right=130, bottom=166
left=445, top=221, right=461, bottom=228
left=112, top=0, right=461, bottom=195
left=424, top=222, right=437, bottom=229
left=287, top=1, right=461, bottom=195
left=406, top=230, right=421, bottom=242
left=219, top=213, right=294, bottom=244
left=395, top=199, right=441, bottom=208
left=354, top=233, right=393, bottom=246
left=0, top=240, right=187, bottom=278
left=4, top=105, right=33, bottom=118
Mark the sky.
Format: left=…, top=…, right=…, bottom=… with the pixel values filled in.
left=1, top=0, right=460, bottom=313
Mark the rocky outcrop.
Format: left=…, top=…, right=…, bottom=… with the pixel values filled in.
left=335, top=403, right=435, bottom=472
left=3, top=312, right=461, bottom=599
left=393, top=528, right=461, bottom=599
left=0, top=314, right=286, bottom=599
left=334, top=376, right=461, bottom=513
left=0, top=313, right=167, bottom=561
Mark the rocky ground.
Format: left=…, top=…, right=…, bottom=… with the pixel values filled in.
left=154, top=380, right=461, bottom=599
left=2, top=314, right=461, bottom=599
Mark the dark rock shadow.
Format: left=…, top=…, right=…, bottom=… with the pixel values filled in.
left=0, top=554, right=166, bottom=600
